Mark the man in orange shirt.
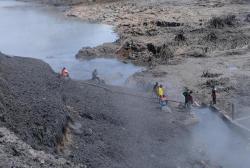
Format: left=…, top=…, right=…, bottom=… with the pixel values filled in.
left=61, top=67, right=69, bottom=78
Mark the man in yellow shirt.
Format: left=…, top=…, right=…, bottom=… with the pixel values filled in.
left=158, top=85, right=165, bottom=98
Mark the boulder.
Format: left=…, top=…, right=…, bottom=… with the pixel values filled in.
left=155, top=20, right=183, bottom=27
left=208, top=15, right=237, bottom=29
left=245, top=14, right=250, bottom=22
left=76, top=43, right=118, bottom=59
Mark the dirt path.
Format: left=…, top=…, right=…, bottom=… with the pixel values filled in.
left=107, top=86, right=195, bottom=168
left=61, top=80, right=193, bottom=167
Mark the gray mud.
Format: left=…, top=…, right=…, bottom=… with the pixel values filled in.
left=0, top=53, right=69, bottom=152
left=0, top=53, right=220, bottom=167
left=0, top=53, right=123, bottom=167
left=2, top=0, right=250, bottom=167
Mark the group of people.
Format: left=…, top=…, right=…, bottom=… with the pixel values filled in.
left=153, top=82, right=217, bottom=111
left=60, top=67, right=102, bottom=83
left=153, top=82, right=168, bottom=110
left=60, top=68, right=217, bottom=109
left=182, top=88, right=194, bottom=108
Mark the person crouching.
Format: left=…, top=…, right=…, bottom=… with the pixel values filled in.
left=61, top=67, right=69, bottom=78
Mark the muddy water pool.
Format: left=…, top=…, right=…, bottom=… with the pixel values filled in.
left=0, top=0, right=142, bottom=85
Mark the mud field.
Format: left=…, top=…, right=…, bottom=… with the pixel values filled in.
left=1, top=0, right=250, bottom=167
left=0, top=53, right=222, bottom=167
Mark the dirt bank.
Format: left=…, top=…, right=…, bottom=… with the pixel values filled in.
left=0, top=54, right=69, bottom=152
left=67, top=0, right=250, bottom=65
left=0, top=127, right=83, bottom=167
left=0, top=52, right=124, bottom=167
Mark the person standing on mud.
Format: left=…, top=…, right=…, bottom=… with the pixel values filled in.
left=183, top=88, right=189, bottom=107
left=61, top=67, right=69, bottom=78
left=211, top=86, right=217, bottom=104
left=187, top=91, right=194, bottom=106
left=153, top=82, right=159, bottom=98
left=92, top=69, right=100, bottom=82
left=183, top=88, right=194, bottom=108
left=160, top=94, right=168, bottom=110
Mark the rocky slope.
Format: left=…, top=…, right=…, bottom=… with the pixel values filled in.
left=0, top=52, right=222, bottom=167
left=0, top=54, right=69, bottom=153
left=0, top=127, right=83, bottom=167
left=0, top=53, right=123, bottom=167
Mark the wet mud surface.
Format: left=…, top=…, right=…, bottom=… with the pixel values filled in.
left=0, top=53, right=224, bottom=167
left=2, top=0, right=250, bottom=167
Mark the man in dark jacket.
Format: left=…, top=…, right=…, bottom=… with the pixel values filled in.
left=183, top=88, right=189, bottom=107
left=211, top=86, right=217, bottom=104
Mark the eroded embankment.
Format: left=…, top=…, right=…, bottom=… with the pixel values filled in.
left=0, top=53, right=69, bottom=152
left=0, top=52, right=125, bottom=167
left=69, top=0, right=250, bottom=66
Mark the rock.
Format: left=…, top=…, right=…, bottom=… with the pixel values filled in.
left=80, top=113, right=94, bottom=120
left=77, top=47, right=97, bottom=57
left=0, top=127, right=83, bottom=167
left=208, top=15, right=237, bottom=28
left=174, top=32, right=186, bottom=41
left=201, top=71, right=222, bottom=78
left=76, top=43, right=118, bottom=59
left=0, top=110, right=6, bottom=122
left=40, top=159, right=45, bottom=164
left=205, top=32, right=217, bottom=41
left=147, top=43, right=158, bottom=54
left=202, top=78, right=230, bottom=88
left=116, top=39, right=147, bottom=59
left=122, top=39, right=147, bottom=52
left=84, top=128, right=93, bottom=136
left=155, top=20, right=183, bottom=27
left=11, top=146, right=22, bottom=156
left=186, top=48, right=207, bottom=58
left=0, top=131, right=4, bottom=138
left=0, top=54, right=69, bottom=152
left=245, top=14, right=250, bottom=22
left=157, top=44, right=174, bottom=61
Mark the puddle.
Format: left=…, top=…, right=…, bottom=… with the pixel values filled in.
left=0, top=0, right=142, bottom=85
left=228, top=64, right=238, bottom=72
